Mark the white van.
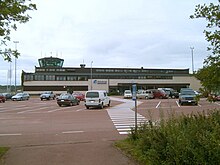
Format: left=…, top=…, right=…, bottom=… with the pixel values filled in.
left=85, top=90, right=111, bottom=109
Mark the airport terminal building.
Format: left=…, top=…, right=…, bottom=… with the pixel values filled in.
left=22, top=57, right=201, bottom=94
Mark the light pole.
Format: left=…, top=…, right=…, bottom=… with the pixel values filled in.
left=90, top=61, right=93, bottom=90
left=190, top=47, right=194, bottom=74
left=13, top=41, right=19, bottom=93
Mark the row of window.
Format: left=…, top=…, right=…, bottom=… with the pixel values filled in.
left=35, top=68, right=189, bottom=74
left=24, top=74, right=173, bottom=81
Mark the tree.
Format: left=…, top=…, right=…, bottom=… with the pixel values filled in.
left=0, top=0, right=37, bottom=62
left=190, top=1, right=220, bottom=94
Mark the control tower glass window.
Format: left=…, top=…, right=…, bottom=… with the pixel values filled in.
left=38, top=57, right=64, bottom=67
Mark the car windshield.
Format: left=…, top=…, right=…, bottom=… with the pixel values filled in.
left=181, top=90, right=195, bottom=95
left=16, top=93, right=23, bottom=96
left=43, top=91, right=51, bottom=94
left=86, top=92, right=99, bottom=98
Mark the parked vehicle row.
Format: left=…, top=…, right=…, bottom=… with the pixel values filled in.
left=124, top=89, right=169, bottom=99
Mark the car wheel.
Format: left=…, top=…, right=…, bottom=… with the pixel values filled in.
left=100, top=103, right=104, bottom=109
left=41, top=98, right=43, bottom=101
left=108, top=101, right=111, bottom=107
left=58, top=104, right=61, bottom=107
left=86, top=106, right=89, bottom=109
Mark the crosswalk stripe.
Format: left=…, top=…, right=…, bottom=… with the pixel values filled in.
left=107, top=98, right=147, bottom=135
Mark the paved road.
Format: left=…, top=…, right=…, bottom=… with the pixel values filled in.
left=0, top=97, right=138, bottom=165
left=0, top=97, right=219, bottom=165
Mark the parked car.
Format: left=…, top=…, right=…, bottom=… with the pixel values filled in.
left=40, top=91, right=56, bottom=100
left=123, top=90, right=132, bottom=99
left=2, top=93, right=12, bottom=100
left=57, top=93, right=79, bottom=106
left=85, top=90, right=110, bottom=109
left=0, top=93, right=6, bottom=103
left=179, top=88, right=198, bottom=105
left=11, top=92, right=30, bottom=101
left=158, top=88, right=179, bottom=98
left=73, top=92, right=85, bottom=101
left=136, top=90, right=154, bottom=99
left=149, top=89, right=168, bottom=99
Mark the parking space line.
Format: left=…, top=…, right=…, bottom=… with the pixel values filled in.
left=176, top=101, right=180, bottom=107
left=156, top=101, right=161, bottom=108
left=48, top=109, right=63, bottom=113
left=17, top=107, right=49, bottom=114
left=215, top=102, right=220, bottom=106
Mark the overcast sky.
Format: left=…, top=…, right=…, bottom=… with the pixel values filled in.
left=0, top=0, right=214, bottom=85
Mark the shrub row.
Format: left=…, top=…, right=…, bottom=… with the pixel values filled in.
left=116, top=110, right=220, bottom=165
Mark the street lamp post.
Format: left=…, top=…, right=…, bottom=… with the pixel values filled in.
left=13, top=41, right=19, bottom=93
left=90, top=61, right=93, bottom=90
left=190, top=47, right=194, bottom=74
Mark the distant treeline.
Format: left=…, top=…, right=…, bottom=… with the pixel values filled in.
left=0, top=85, right=22, bottom=93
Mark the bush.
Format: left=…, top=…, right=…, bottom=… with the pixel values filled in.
left=116, top=110, right=220, bottom=165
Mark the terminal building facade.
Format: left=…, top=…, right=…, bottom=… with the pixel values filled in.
left=22, top=57, right=201, bottom=94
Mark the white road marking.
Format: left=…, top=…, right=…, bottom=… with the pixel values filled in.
left=62, top=131, right=84, bottom=134
left=17, top=107, right=48, bottom=114
left=0, top=133, right=22, bottom=136
left=215, top=102, right=220, bottom=106
left=156, top=101, right=161, bottom=108
left=176, top=101, right=180, bottom=107
left=107, top=98, right=147, bottom=135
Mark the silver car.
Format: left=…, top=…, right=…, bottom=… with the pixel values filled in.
left=136, top=90, right=154, bottom=99
left=11, top=93, right=30, bottom=101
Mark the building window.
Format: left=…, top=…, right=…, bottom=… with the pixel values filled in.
left=67, top=76, right=77, bottom=81
left=35, top=75, right=45, bottom=81
left=78, top=76, right=87, bottom=81
left=56, top=76, right=66, bottom=81
left=45, top=75, right=55, bottom=81
left=24, top=75, right=34, bottom=81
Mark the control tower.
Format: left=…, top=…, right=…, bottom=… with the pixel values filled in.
left=38, top=56, right=64, bottom=67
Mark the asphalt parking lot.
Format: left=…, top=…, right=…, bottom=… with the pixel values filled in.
left=0, top=97, right=219, bottom=165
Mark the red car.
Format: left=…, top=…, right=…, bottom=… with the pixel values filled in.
left=72, top=92, right=85, bottom=101
left=0, top=93, right=6, bottom=103
left=149, top=89, right=168, bottom=99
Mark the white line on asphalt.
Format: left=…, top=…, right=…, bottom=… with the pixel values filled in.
left=62, top=131, right=84, bottom=134
left=116, top=125, right=133, bottom=128
left=215, top=102, right=220, bottom=106
left=198, top=104, right=202, bottom=107
left=176, top=101, right=180, bottom=107
left=0, top=133, right=22, bottom=136
left=156, top=101, right=161, bottom=108
left=48, top=109, right=63, bottom=113
left=117, top=128, right=132, bottom=131
left=76, top=108, right=86, bottom=112
left=17, top=107, right=48, bottom=114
